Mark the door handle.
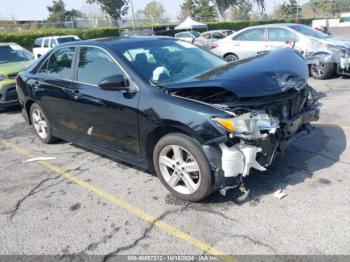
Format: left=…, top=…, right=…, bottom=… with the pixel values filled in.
left=71, top=89, right=80, bottom=100
left=33, top=81, right=40, bottom=89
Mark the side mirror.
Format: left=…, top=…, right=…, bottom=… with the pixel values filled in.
left=99, top=74, right=129, bottom=91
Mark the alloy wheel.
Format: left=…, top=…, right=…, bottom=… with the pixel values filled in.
left=32, top=108, right=48, bottom=139
left=158, top=145, right=201, bottom=195
left=311, top=62, right=325, bottom=77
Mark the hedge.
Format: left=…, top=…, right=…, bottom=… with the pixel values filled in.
left=0, top=27, right=119, bottom=49
left=0, top=18, right=315, bottom=49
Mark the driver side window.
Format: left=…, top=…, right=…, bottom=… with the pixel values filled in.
left=268, top=28, right=299, bottom=42
left=77, top=47, right=124, bottom=86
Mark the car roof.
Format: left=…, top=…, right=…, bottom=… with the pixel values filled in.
left=0, top=42, right=17, bottom=46
left=35, top=35, right=79, bottom=40
left=203, top=30, right=233, bottom=34
left=244, top=23, right=300, bottom=29
left=58, top=36, right=175, bottom=48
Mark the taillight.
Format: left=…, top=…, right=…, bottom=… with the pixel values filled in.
left=210, top=43, right=219, bottom=49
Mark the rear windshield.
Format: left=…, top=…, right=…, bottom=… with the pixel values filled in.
left=57, top=37, right=78, bottom=44
left=289, top=24, right=330, bottom=39
left=0, top=45, right=33, bottom=64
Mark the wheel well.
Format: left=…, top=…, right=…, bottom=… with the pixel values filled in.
left=224, top=52, right=239, bottom=59
left=145, top=126, right=193, bottom=171
left=25, top=100, right=35, bottom=124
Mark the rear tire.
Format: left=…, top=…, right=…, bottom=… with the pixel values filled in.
left=30, top=103, right=56, bottom=144
left=224, top=53, right=239, bottom=62
left=153, top=133, right=213, bottom=202
left=310, top=62, right=336, bottom=79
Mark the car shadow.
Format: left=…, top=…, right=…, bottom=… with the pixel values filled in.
left=203, top=124, right=347, bottom=205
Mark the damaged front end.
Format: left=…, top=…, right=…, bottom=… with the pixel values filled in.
left=165, top=49, right=321, bottom=193
left=305, top=39, right=350, bottom=76
left=199, top=85, right=319, bottom=185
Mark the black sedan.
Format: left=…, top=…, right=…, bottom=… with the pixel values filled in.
left=16, top=37, right=320, bottom=201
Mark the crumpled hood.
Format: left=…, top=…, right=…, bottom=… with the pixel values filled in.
left=165, top=48, right=309, bottom=98
left=0, top=60, right=33, bottom=76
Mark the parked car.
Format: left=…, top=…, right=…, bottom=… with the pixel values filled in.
left=0, top=43, right=34, bottom=109
left=195, top=30, right=235, bottom=49
left=17, top=37, right=320, bottom=201
left=211, top=23, right=350, bottom=79
left=175, top=31, right=200, bottom=42
left=33, top=35, right=80, bottom=59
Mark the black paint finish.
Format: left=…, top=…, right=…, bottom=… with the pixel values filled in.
left=16, top=37, right=317, bottom=174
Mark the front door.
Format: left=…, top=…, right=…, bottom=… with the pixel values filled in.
left=266, top=27, right=299, bottom=52
left=231, top=27, right=267, bottom=59
left=70, top=46, right=141, bottom=157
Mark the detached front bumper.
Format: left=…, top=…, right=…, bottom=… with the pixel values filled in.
left=0, top=84, right=19, bottom=109
left=205, top=107, right=320, bottom=189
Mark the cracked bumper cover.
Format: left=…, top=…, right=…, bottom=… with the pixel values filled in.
left=204, top=107, right=320, bottom=181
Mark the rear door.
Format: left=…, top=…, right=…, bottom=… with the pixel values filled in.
left=267, top=27, right=299, bottom=51
left=70, top=46, right=141, bottom=157
left=32, top=46, right=79, bottom=140
left=231, top=28, right=267, bottom=59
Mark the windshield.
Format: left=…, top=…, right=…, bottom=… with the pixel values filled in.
left=289, top=24, right=330, bottom=39
left=116, top=39, right=227, bottom=84
left=0, top=45, right=34, bottom=64
left=57, top=37, right=79, bottom=44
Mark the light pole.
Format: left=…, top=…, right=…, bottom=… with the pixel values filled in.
left=130, top=0, right=136, bottom=29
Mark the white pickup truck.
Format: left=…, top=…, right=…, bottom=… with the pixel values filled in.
left=32, top=35, right=80, bottom=59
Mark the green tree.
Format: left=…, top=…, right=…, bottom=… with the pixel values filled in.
left=253, top=0, right=266, bottom=19
left=47, top=0, right=82, bottom=26
left=86, top=0, right=129, bottom=25
left=309, top=0, right=332, bottom=16
left=194, top=0, right=217, bottom=21
left=142, top=1, right=165, bottom=24
left=230, top=1, right=253, bottom=20
left=178, top=0, right=195, bottom=21
left=214, top=0, right=236, bottom=21
left=335, top=0, right=350, bottom=13
left=279, top=0, right=302, bottom=18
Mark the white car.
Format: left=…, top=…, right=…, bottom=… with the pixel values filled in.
left=195, top=30, right=235, bottom=49
left=33, top=35, right=80, bottom=59
left=174, top=31, right=200, bottom=43
left=211, top=23, right=350, bottom=79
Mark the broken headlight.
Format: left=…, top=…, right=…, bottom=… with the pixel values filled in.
left=214, top=113, right=280, bottom=137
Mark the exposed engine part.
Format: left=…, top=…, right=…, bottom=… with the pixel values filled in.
left=220, top=143, right=267, bottom=178
left=237, top=143, right=267, bottom=176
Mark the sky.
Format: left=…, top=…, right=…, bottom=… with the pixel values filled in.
left=0, top=0, right=308, bottom=20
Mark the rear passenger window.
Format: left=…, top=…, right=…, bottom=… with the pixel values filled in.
left=34, top=39, right=43, bottom=48
left=233, top=28, right=265, bottom=41
left=77, top=47, right=124, bottom=86
left=43, top=47, right=75, bottom=79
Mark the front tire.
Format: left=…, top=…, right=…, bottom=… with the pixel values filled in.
left=310, top=62, right=336, bottom=79
left=30, top=103, right=56, bottom=144
left=153, top=133, right=213, bottom=202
